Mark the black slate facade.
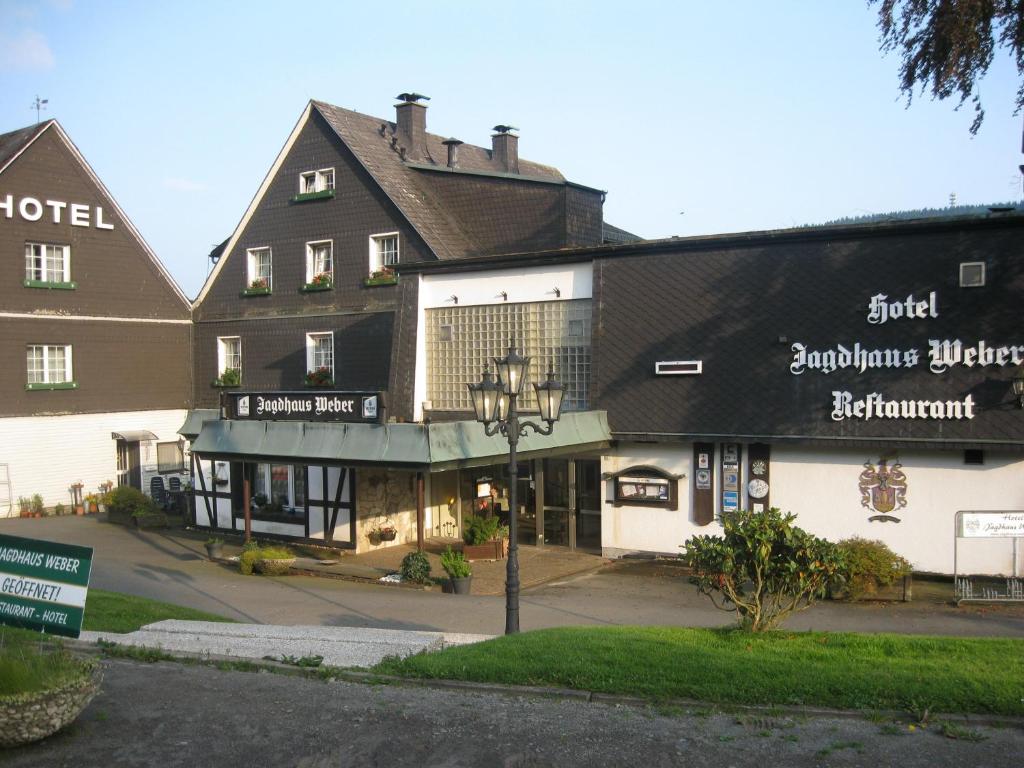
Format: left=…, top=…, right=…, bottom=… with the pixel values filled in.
left=590, top=215, right=1024, bottom=448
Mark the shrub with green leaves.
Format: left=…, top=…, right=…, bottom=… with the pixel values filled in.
left=238, top=542, right=293, bottom=576
left=399, top=550, right=432, bottom=584
left=105, top=486, right=158, bottom=518
left=682, top=507, right=844, bottom=632
left=836, top=537, right=912, bottom=600
left=462, top=514, right=500, bottom=545
left=440, top=546, right=472, bottom=579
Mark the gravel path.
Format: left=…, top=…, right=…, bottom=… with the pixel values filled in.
left=3, top=659, right=1022, bottom=767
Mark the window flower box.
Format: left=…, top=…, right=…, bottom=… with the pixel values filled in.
left=304, top=367, right=334, bottom=388
left=212, top=368, right=241, bottom=388
left=301, top=273, right=333, bottom=292
left=291, top=189, right=335, bottom=203
left=364, top=267, right=397, bottom=287
left=241, top=278, right=271, bottom=297
left=24, top=279, right=77, bottom=290
left=26, top=381, right=78, bottom=391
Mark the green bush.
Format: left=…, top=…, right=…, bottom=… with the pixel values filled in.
left=399, top=551, right=432, bottom=584
left=106, top=486, right=158, bottom=518
left=30, top=494, right=44, bottom=515
left=238, top=542, right=293, bottom=576
left=682, top=507, right=844, bottom=632
left=0, top=628, right=96, bottom=696
left=462, top=514, right=500, bottom=545
left=440, top=546, right=472, bottom=579
left=53, top=503, right=66, bottom=516
left=836, top=537, right=911, bottom=600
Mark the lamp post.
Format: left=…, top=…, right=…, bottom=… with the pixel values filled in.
left=468, top=338, right=564, bottom=634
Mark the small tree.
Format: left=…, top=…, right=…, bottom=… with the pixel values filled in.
left=682, top=508, right=844, bottom=632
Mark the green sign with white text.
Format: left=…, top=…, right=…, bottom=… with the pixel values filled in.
left=0, top=533, right=93, bottom=638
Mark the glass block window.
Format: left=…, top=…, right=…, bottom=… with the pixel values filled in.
left=25, top=243, right=69, bottom=282
left=426, top=299, right=592, bottom=412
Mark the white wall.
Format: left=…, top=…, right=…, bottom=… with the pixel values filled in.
left=413, top=263, right=593, bottom=421
left=0, top=409, right=188, bottom=516
left=602, top=441, right=1024, bottom=575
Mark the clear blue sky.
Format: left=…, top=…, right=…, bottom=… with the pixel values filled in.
left=2, top=1, right=1021, bottom=298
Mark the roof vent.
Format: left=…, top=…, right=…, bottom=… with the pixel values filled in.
left=491, top=124, right=519, bottom=173
left=442, top=138, right=463, bottom=169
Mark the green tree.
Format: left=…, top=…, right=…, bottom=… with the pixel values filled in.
left=871, top=0, right=1024, bottom=134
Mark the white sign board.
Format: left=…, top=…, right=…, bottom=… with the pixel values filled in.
left=959, top=511, right=1024, bottom=538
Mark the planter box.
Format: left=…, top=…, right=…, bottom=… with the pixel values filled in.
left=463, top=539, right=508, bottom=561
left=133, top=513, right=169, bottom=530
left=0, top=661, right=101, bottom=748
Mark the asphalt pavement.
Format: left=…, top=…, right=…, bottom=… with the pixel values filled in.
left=3, top=516, right=1024, bottom=637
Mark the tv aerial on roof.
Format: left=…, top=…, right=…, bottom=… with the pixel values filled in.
left=396, top=93, right=430, bottom=103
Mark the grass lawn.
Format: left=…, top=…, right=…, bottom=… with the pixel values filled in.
left=374, top=626, right=1024, bottom=716
left=83, top=589, right=235, bottom=633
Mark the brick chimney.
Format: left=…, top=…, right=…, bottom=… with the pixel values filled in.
left=395, top=93, right=429, bottom=161
left=491, top=125, right=519, bottom=173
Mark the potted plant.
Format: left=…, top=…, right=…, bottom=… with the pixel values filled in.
left=17, top=497, right=30, bottom=518
left=304, top=271, right=332, bottom=290
left=364, top=266, right=397, bottom=286
left=84, top=493, right=99, bottom=514
left=212, top=367, right=240, bottom=387
left=205, top=537, right=224, bottom=560
left=30, top=494, right=44, bottom=518
left=369, top=522, right=397, bottom=544
left=242, top=277, right=271, bottom=296
left=440, top=546, right=472, bottom=595
left=304, top=366, right=334, bottom=387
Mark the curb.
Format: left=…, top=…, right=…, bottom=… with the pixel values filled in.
left=67, top=639, right=1024, bottom=730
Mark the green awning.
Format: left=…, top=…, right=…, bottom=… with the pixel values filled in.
left=188, top=411, right=611, bottom=469
left=178, top=409, right=221, bottom=439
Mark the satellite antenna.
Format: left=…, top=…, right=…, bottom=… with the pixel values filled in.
left=31, top=96, right=48, bottom=123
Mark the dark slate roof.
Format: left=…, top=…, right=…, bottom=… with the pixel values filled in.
left=590, top=214, right=1024, bottom=448
left=0, top=121, right=49, bottom=172
left=312, top=101, right=576, bottom=260
left=602, top=221, right=642, bottom=244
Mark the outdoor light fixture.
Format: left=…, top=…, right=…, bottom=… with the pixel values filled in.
left=1013, top=368, right=1024, bottom=408
left=467, top=337, right=564, bottom=635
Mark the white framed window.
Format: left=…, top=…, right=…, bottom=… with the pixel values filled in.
left=306, top=332, right=334, bottom=375
left=299, top=168, right=335, bottom=194
left=305, top=240, right=333, bottom=283
left=369, top=232, right=399, bottom=273
left=253, top=463, right=307, bottom=514
left=246, top=247, right=272, bottom=290
left=25, top=243, right=70, bottom=283
left=217, top=336, right=241, bottom=380
left=26, top=344, right=73, bottom=385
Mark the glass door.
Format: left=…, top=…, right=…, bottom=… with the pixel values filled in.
left=574, top=459, right=602, bottom=551
left=542, top=459, right=571, bottom=547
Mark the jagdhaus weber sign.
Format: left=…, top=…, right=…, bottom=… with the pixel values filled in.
left=227, top=391, right=382, bottom=423
left=0, top=534, right=93, bottom=638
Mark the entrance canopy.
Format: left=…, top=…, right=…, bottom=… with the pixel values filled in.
left=110, top=429, right=158, bottom=442
left=186, top=410, right=611, bottom=469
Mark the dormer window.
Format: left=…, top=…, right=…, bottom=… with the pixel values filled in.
left=299, top=168, right=335, bottom=194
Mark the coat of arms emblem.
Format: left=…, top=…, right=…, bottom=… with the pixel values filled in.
left=858, top=457, right=907, bottom=523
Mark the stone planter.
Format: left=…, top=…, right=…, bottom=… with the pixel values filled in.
left=133, top=512, right=168, bottom=529
left=255, top=557, right=295, bottom=576
left=0, top=660, right=102, bottom=748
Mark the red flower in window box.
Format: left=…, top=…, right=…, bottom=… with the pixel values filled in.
left=305, top=367, right=334, bottom=387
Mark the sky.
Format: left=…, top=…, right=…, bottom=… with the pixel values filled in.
left=1, top=1, right=1022, bottom=299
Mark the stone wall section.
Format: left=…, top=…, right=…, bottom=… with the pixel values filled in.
left=356, top=469, right=418, bottom=552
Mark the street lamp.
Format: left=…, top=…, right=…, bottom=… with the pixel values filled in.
left=468, top=337, right=564, bottom=634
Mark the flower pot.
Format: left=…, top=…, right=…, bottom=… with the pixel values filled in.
left=74, top=506, right=84, bottom=516
left=205, top=542, right=223, bottom=560
left=379, top=529, right=397, bottom=542
left=449, top=575, right=472, bottom=595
